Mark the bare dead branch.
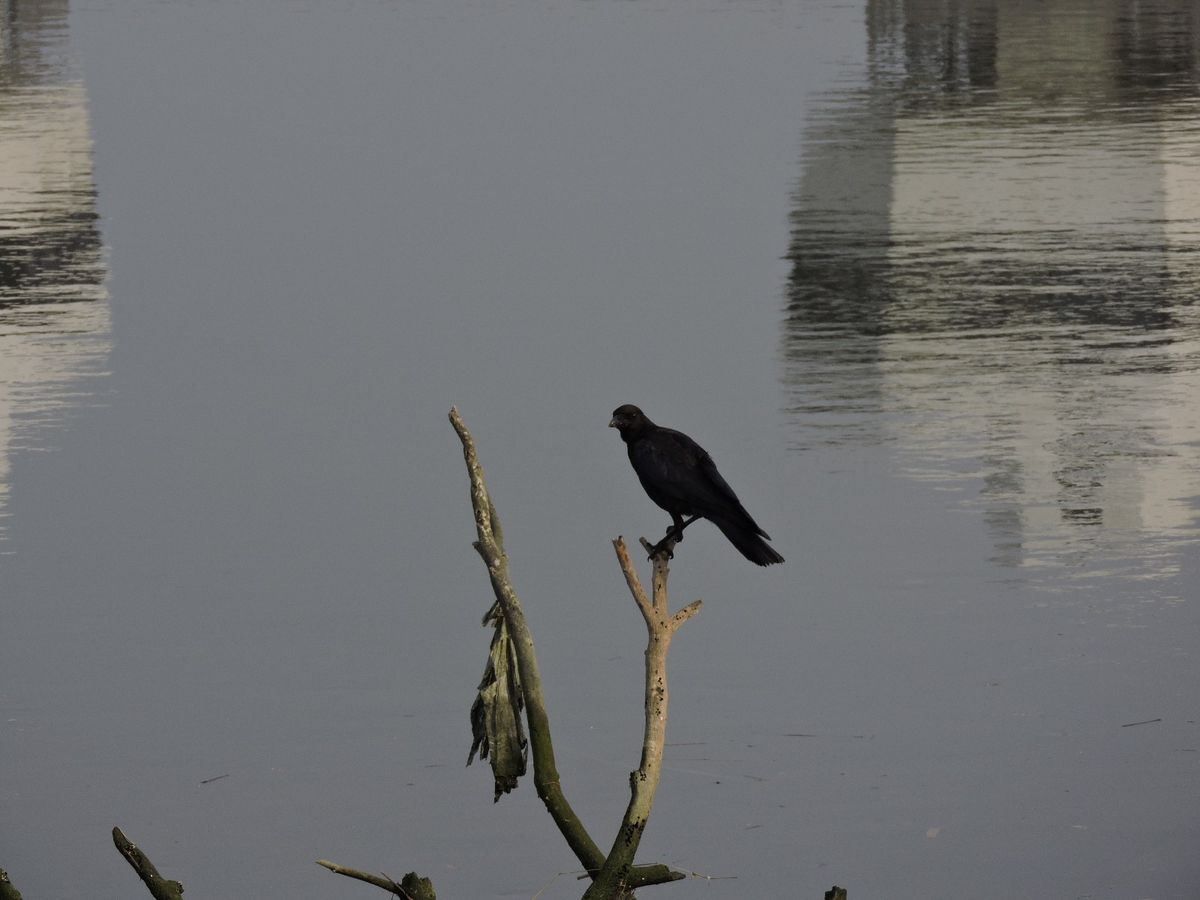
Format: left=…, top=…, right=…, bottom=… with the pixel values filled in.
left=613, top=537, right=653, bottom=624
left=449, top=408, right=685, bottom=892
left=316, top=860, right=435, bottom=899
left=582, top=538, right=700, bottom=899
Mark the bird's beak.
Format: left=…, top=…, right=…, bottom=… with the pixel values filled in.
left=608, top=418, right=618, bottom=428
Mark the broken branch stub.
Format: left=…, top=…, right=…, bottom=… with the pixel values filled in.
left=111, top=827, right=185, bottom=900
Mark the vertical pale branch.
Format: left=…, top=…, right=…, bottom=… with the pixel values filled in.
left=582, top=539, right=701, bottom=900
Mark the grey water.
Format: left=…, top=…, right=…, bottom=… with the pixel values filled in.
left=2, top=1, right=1197, bottom=899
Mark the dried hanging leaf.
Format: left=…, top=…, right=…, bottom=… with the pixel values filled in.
left=467, top=600, right=527, bottom=801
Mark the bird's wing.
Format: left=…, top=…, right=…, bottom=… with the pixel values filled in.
left=632, top=428, right=749, bottom=518
left=692, top=442, right=766, bottom=531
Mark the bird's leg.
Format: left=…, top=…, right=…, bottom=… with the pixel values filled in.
left=647, top=533, right=675, bottom=561
left=672, top=514, right=700, bottom=542
left=648, top=515, right=700, bottom=560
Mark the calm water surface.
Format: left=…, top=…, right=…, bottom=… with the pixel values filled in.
left=2, top=1, right=1198, bottom=899
left=0, top=0, right=110, bottom=535
left=788, top=0, right=1200, bottom=603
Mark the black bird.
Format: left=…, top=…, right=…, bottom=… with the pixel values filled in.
left=609, top=404, right=784, bottom=566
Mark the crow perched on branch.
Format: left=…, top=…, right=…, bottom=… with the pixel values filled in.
left=609, top=404, right=784, bottom=566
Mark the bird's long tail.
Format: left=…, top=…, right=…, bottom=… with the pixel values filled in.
left=709, top=514, right=785, bottom=566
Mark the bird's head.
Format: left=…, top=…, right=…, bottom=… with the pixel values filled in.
left=609, top=404, right=650, bottom=438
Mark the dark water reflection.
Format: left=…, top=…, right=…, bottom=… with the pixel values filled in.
left=0, top=0, right=110, bottom=534
left=786, top=0, right=1200, bottom=598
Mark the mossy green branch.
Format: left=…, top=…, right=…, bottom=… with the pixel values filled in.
left=111, top=827, right=184, bottom=900
left=0, top=868, right=25, bottom=900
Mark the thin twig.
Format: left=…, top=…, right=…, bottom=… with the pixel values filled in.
left=613, top=537, right=653, bottom=623
left=316, top=860, right=412, bottom=897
